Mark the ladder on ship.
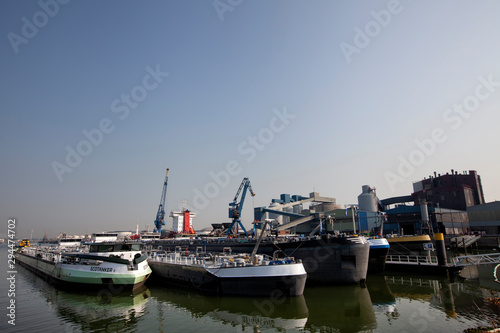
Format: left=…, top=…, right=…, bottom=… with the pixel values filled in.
left=450, top=235, right=481, bottom=249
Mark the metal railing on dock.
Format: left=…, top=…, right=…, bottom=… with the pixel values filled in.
left=386, top=254, right=439, bottom=265
left=384, top=275, right=441, bottom=288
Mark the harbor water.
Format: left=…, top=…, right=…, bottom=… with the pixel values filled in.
left=2, top=245, right=500, bottom=333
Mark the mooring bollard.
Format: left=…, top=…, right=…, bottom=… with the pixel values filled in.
left=434, top=233, right=447, bottom=266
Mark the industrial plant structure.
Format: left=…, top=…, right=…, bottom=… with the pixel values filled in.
left=412, top=169, right=485, bottom=211
left=260, top=170, right=484, bottom=237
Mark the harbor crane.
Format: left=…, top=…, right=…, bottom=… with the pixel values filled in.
left=153, top=168, right=169, bottom=234
left=226, top=177, right=255, bottom=236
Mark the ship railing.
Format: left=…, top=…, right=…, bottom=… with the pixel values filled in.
left=23, top=246, right=64, bottom=263
left=386, top=254, right=439, bottom=265
left=174, top=246, right=189, bottom=254
left=149, top=250, right=207, bottom=266
left=148, top=249, right=278, bottom=267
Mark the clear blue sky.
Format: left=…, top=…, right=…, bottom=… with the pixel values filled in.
left=1, top=0, right=500, bottom=239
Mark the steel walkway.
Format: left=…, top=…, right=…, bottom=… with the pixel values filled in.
left=452, top=252, right=500, bottom=267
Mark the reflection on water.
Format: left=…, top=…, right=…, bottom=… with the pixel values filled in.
left=461, top=263, right=500, bottom=291
left=5, top=242, right=500, bottom=333
left=51, top=286, right=150, bottom=332
left=13, top=262, right=151, bottom=332
left=367, top=275, right=398, bottom=324
left=150, top=286, right=309, bottom=331
left=303, top=284, right=377, bottom=332
left=381, top=274, right=500, bottom=332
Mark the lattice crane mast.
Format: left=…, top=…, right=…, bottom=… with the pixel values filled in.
left=227, top=177, right=255, bottom=236
left=153, top=168, right=169, bottom=234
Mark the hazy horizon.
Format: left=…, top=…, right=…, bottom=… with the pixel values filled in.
left=2, top=1, right=500, bottom=239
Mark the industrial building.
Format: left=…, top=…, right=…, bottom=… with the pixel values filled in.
left=383, top=205, right=469, bottom=236
left=253, top=192, right=341, bottom=235
left=170, top=210, right=196, bottom=234
left=253, top=190, right=383, bottom=236
left=354, top=170, right=486, bottom=236
left=412, top=169, right=485, bottom=211
left=254, top=170, right=487, bottom=238
left=467, top=201, right=500, bottom=234
left=376, top=170, right=487, bottom=236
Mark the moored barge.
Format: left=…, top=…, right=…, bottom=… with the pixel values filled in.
left=147, top=234, right=370, bottom=285
left=147, top=249, right=307, bottom=296
left=15, top=242, right=152, bottom=290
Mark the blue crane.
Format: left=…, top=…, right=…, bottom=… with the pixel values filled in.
left=153, top=168, right=169, bottom=234
left=226, top=177, right=255, bottom=236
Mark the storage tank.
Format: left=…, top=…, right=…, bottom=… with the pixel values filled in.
left=282, top=206, right=292, bottom=225
left=358, top=185, right=378, bottom=212
left=268, top=202, right=283, bottom=225
left=420, top=202, right=429, bottom=223
left=321, top=202, right=341, bottom=212
left=292, top=204, right=302, bottom=214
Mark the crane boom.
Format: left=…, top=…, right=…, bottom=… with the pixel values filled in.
left=153, top=168, right=169, bottom=234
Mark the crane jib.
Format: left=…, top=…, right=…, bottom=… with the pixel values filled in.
left=226, top=178, right=256, bottom=237
left=154, top=168, right=169, bottom=233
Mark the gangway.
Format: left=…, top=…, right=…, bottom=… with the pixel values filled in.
left=388, top=253, right=500, bottom=267
left=453, top=253, right=500, bottom=267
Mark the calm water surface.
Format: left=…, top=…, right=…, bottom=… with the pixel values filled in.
left=1, top=245, right=500, bottom=332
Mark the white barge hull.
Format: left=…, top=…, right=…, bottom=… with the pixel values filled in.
left=15, top=251, right=152, bottom=290
left=148, top=260, right=306, bottom=296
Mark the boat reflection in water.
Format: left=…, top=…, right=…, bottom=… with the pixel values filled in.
left=151, top=279, right=394, bottom=332
left=17, top=262, right=151, bottom=332
left=366, top=274, right=398, bottom=320
left=303, top=284, right=378, bottom=332
left=51, top=286, right=151, bottom=331
left=17, top=240, right=500, bottom=333
left=383, top=273, right=500, bottom=330
left=151, top=286, right=309, bottom=331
